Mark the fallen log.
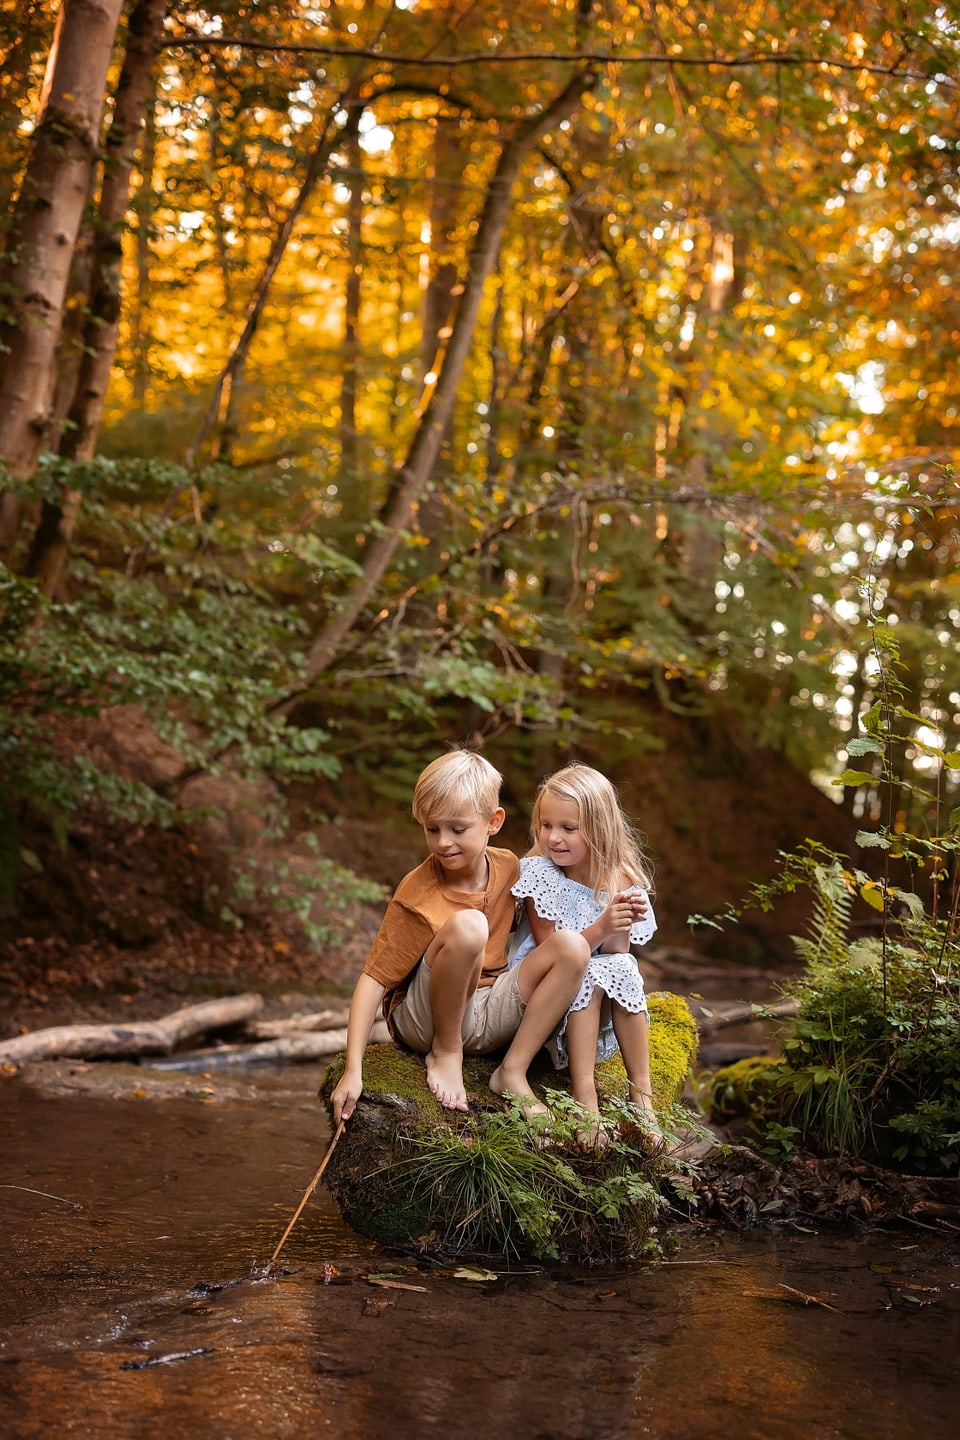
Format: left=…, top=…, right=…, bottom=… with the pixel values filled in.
left=697, top=999, right=798, bottom=1033
left=244, top=1009, right=350, bottom=1040
left=0, top=993, right=264, bottom=1066
left=145, top=1021, right=390, bottom=1071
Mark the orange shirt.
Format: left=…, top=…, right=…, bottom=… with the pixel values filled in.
left=363, top=846, right=520, bottom=1014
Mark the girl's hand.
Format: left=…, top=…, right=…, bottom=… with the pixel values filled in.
left=602, top=892, right=642, bottom=936
left=614, top=888, right=648, bottom=924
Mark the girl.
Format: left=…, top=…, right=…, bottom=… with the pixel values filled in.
left=511, top=763, right=661, bottom=1146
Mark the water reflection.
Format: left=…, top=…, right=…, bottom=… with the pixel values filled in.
left=1, top=1071, right=957, bottom=1439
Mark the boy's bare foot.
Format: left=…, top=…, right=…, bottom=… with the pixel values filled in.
left=425, top=1049, right=469, bottom=1111
left=488, top=1065, right=549, bottom=1122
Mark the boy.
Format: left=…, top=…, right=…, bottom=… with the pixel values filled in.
left=331, top=750, right=590, bottom=1121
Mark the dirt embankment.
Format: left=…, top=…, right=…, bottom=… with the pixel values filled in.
left=1, top=702, right=861, bottom=1034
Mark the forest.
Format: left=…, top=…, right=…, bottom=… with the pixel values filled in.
left=4, top=11, right=960, bottom=1424
left=1, top=0, right=959, bottom=965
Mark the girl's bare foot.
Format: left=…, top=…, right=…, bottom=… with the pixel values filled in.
left=488, top=1065, right=549, bottom=1122
left=573, top=1109, right=609, bottom=1152
left=623, top=1092, right=665, bottom=1156
left=425, top=1049, right=469, bottom=1111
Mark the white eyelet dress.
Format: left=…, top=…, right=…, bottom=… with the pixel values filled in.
left=510, top=854, right=658, bottom=1069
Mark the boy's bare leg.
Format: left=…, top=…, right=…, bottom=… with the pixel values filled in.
left=489, top=930, right=589, bottom=1112
left=423, top=911, right=486, bottom=1111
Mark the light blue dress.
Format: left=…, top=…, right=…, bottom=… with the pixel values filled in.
left=510, top=854, right=657, bottom=1069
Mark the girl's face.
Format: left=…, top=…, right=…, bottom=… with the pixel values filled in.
left=537, top=796, right=592, bottom=882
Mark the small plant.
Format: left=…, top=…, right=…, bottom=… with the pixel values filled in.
left=385, top=1091, right=706, bottom=1262
left=775, top=919, right=960, bottom=1172
left=702, top=850, right=960, bottom=1175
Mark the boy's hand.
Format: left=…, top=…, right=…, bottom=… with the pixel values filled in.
left=331, top=1067, right=363, bottom=1124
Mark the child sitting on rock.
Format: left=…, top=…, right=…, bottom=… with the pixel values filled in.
left=331, top=749, right=590, bottom=1122
left=510, top=762, right=661, bottom=1148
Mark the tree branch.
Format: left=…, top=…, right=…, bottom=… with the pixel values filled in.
left=163, top=35, right=957, bottom=89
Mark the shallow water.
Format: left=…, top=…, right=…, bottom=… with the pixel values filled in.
left=2, top=1068, right=958, bottom=1440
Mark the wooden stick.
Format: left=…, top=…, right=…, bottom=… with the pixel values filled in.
left=263, top=1120, right=346, bottom=1274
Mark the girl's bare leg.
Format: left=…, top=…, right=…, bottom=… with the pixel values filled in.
left=489, top=930, right=589, bottom=1114
left=612, top=1005, right=664, bottom=1150
left=565, top=991, right=607, bottom=1146
left=565, top=991, right=603, bottom=1113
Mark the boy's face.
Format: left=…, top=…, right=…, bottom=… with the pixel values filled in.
left=421, top=806, right=505, bottom=883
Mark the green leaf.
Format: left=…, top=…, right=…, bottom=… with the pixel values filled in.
left=838, top=770, right=877, bottom=787
left=846, top=737, right=883, bottom=756
left=890, top=890, right=925, bottom=920
left=855, top=830, right=890, bottom=849
left=859, top=883, right=885, bottom=912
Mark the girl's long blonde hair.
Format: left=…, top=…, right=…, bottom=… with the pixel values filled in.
left=528, top=763, right=653, bottom=901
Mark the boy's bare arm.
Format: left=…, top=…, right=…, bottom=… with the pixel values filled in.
left=330, top=973, right=387, bottom=1123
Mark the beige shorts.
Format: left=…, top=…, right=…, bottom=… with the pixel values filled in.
left=390, top=962, right=526, bottom=1055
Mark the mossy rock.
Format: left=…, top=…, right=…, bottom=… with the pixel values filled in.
left=708, top=1054, right=786, bottom=1123
left=318, top=992, right=698, bottom=1258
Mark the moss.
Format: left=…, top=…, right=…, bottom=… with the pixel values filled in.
left=596, top=990, right=700, bottom=1105
left=317, top=992, right=699, bottom=1255
left=708, top=1054, right=785, bottom=1122
left=320, top=990, right=697, bottom=1116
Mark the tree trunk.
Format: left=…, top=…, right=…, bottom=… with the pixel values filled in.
left=24, top=0, right=169, bottom=597
left=339, top=111, right=364, bottom=479
left=0, top=0, right=126, bottom=560
left=302, top=66, right=597, bottom=683
left=419, top=117, right=466, bottom=381
left=130, top=97, right=156, bottom=404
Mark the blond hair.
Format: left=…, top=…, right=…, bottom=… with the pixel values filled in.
left=529, top=762, right=653, bottom=901
left=411, top=749, right=503, bottom=824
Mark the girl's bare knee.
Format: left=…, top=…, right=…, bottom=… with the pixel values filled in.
left=557, top=931, right=591, bottom=974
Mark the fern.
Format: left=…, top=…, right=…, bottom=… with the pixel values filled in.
left=792, top=860, right=853, bottom=968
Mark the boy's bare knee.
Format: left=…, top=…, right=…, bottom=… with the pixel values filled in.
left=436, top=909, right=489, bottom=952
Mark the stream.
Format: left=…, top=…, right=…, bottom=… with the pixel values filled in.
left=2, top=1055, right=958, bottom=1440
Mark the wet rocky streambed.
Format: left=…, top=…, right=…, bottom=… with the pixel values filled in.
left=2, top=957, right=958, bottom=1438
left=2, top=1044, right=959, bottom=1440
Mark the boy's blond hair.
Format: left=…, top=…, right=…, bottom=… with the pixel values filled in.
left=412, top=749, right=503, bottom=823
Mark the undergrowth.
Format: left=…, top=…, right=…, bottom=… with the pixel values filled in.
left=700, top=595, right=960, bottom=1176
left=385, top=1092, right=705, bottom=1262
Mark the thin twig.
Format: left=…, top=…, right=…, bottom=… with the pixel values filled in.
left=263, top=1120, right=346, bottom=1274
left=0, top=1183, right=81, bottom=1208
